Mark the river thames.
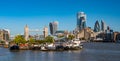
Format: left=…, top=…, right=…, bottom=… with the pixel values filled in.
left=0, top=42, right=120, bottom=61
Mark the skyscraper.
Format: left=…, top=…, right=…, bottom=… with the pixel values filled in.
left=24, top=25, right=29, bottom=41
left=101, top=20, right=107, bottom=32
left=49, top=22, right=53, bottom=35
left=49, top=21, right=58, bottom=35
left=77, top=12, right=86, bottom=31
left=94, top=20, right=100, bottom=32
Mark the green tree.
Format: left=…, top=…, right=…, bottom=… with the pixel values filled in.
left=45, top=36, right=54, bottom=43
left=0, top=41, right=5, bottom=44
left=29, top=38, right=35, bottom=44
left=58, top=35, right=64, bottom=38
left=13, top=35, right=26, bottom=44
left=68, top=35, right=75, bottom=40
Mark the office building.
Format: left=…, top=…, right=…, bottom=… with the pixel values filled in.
left=49, top=21, right=58, bottom=35
left=94, top=20, right=100, bottom=32
left=101, top=20, right=107, bottom=32
left=77, top=12, right=86, bottom=31
left=0, top=29, right=10, bottom=41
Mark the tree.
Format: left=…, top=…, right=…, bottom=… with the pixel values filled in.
left=68, top=35, right=75, bottom=40
left=0, top=41, right=5, bottom=44
left=13, top=35, right=26, bottom=44
left=58, top=35, right=64, bottom=38
left=29, top=38, right=35, bottom=44
left=45, top=36, right=54, bottom=43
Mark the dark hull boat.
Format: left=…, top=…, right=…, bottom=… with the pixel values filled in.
left=10, top=45, right=19, bottom=50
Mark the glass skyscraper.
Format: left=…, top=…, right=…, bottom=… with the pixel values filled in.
left=94, top=20, right=100, bottom=32
left=77, top=12, right=86, bottom=31
left=49, top=21, right=58, bottom=35
left=101, top=20, right=107, bottom=32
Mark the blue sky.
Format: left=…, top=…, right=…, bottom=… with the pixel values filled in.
left=0, top=0, right=120, bottom=36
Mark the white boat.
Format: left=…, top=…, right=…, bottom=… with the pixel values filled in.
left=41, top=46, right=47, bottom=51
left=46, top=43, right=56, bottom=50
left=71, top=39, right=83, bottom=49
left=72, top=40, right=80, bottom=47
left=62, top=39, right=83, bottom=50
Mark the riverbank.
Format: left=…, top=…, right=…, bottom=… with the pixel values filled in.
left=0, top=42, right=120, bottom=61
left=9, top=42, right=83, bottom=51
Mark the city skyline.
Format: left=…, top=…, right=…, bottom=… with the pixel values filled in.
left=0, top=0, right=120, bottom=36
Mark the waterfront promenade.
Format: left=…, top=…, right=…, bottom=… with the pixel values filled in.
left=0, top=42, right=120, bottom=61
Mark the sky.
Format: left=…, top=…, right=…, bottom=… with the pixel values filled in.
left=0, top=0, right=120, bottom=36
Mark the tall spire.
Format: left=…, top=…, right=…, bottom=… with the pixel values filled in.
left=43, top=26, right=48, bottom=38
left=24, top=24, right=29, bottom=41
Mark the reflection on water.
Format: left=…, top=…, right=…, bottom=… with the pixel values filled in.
left=0, top=49, right=82, bottom=61
left=0, top=42, right=120, bottom=61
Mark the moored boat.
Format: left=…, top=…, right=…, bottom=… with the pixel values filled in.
left=40, top=46, right=47, bottom=51
left=10, top=45, right=19, bottom=50
left=45, top=43, right=56, bottom=51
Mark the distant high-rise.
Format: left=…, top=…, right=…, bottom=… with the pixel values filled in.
left=24, top=25, right=29, bottom=41
left=0, top=29, right=10, bottom=41
left=77, top=12, right=86, bottom=31
left=94, top=20, right=100, bottom=32
left=49, top=23, right=53, bottom=35
left=49, top=21, right=58, bottom=35
left=43, top=26, right=48, bottom=38
left=101, top=20, right=107, bottom=32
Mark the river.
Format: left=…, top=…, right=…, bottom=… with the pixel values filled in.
left=0, top=42, right=120, bottom=61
